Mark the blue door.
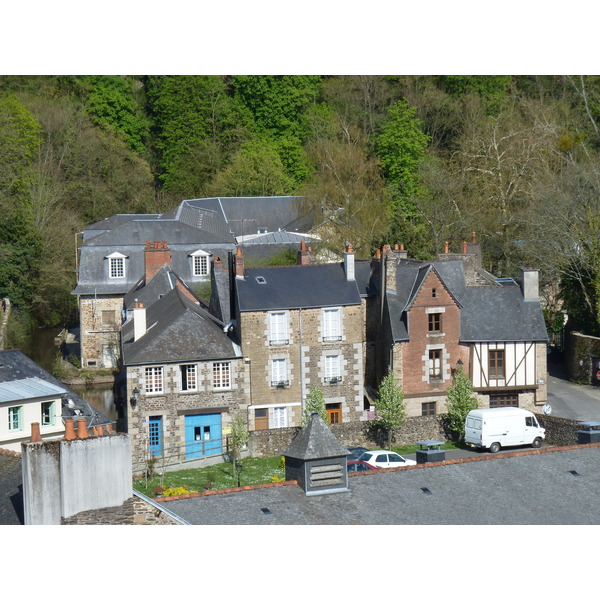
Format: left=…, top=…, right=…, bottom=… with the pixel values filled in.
left=185, top=413, right=222, bottom=459
left=149, top=416, right=163, bottom=457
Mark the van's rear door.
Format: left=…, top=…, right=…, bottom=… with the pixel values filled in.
left=465, top=416, right=482, bottom=445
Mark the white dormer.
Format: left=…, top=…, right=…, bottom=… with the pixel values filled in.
left=105, top=251, right=128, bottom=279
left=189, top=249, right=212, bottom=278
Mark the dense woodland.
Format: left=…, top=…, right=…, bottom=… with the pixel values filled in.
left=2, top=75, right=600, bottom=344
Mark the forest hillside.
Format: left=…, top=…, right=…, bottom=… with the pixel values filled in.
left=2, top=75, right=600, bottom=342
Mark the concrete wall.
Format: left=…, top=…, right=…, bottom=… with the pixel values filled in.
left=22, top=431, right=132, bottom=525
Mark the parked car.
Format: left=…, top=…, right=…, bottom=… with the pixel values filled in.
left=358, top=450, right=417, bottom=469
left=345, top=446, right=369, bottom=461
left=346, top=460, right=378, bottom=473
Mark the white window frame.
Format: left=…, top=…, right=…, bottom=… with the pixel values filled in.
left=269, top=312, right=289, bottom=346
left=106, top=251, right=127, bottom=279
left=273, top=406, right=288, bottom=428
left=145, top=366, right=164, bottom=394
left=324, top=354, right=341, bottom=383
left=41, top=401, right=55, bottom=427
left=180, top=364, right=197, bottom=391
left=213, top=362, right=231, bottom=389
left=190, top=249, right=211, bottom=278
left=323, top=308, right=341, bottom=341
left=271, top=358, right=288, bottom=387
left=8, top=405, right=22, bottom=431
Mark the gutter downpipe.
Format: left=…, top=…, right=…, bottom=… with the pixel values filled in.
left=299, top=307, right=305, bottom=414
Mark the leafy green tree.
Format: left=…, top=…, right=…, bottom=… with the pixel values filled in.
left=229, top=414, right=250, bottom=477
left=376, top=99, right=431, bottom=204
left=370, top=368, right=407, bottom=449
left=301, top=386, right=328, bottom=426
left=205, top=138, right=295, bottom=197
left=445, top=366, right=479, bottom=442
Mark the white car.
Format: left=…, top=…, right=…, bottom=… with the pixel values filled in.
left=358, top=450, right=417, bottom=469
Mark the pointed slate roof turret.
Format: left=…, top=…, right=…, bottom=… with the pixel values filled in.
left=283, top=413, right=350, bottom=495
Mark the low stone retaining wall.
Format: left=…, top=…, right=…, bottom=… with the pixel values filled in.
left=537, top=414, right=580, bottom=447
left=248, top=415, right=448, bottom=457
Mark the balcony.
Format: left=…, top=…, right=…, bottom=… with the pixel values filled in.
left=271, top=380, right=290, bottom=388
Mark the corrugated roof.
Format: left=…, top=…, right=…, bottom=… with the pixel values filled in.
left=0, top=377, right=65, bottom=403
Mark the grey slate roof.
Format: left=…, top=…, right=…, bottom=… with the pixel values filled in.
left=385, top=258, right=548, bottom=344
left=283, top=413, right=350, bottom=460
left=0, top=350, right=111, bottom=426
left=0, top=452, right=23, bottom=525
left=121, top=287, right=241, bottom=366
left=0, top=377, right=66, bottom=403
left=161, top=446, right=600, bottom=525
left=82, top=213, right=161, bottom=241
left=122, top=265, right=205, bottom=312
left=237, top=263, right=362, bottom=312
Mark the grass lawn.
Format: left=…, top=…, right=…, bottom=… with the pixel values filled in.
left=133, top=455, right=285, bottom=498
left=133, top=441, right=464, bottom=498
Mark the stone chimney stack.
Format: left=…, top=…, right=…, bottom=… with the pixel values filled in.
left=343, top=243, right=355, bottom=281
left=521, top=268, right=539, bottom=301
left=234, top=247, right=245, bottom=279
left=144, top=240, right=171, bottom=283
left=383, top=245, right=397, bottom=293
left=133, top=300, right=146, bottom=341
left=298, top=240, right=311, bottom=266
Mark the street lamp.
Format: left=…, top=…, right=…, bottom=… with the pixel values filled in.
left=236, top=462, right=243, bottom=487
left=130, top=387, right=140, bottom=409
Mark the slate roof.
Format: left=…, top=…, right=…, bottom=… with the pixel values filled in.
left=283, top=413, right=350, bottom=460
left=160, top=446, right=600, bottom=525
left=166, top=196, right=312, bottom=238
left=385, top=258, right=548, bottom=344
left=0, top=452, right=23, bottom=525
left=0, top=350, right=111, bottom=426
left=237, top=263, right=362, bottom=312
left=122, top=265, right=205, bottom=312
left=121, top=286, right=241, bottom=366
left=0, top=377, right=66, bottom=403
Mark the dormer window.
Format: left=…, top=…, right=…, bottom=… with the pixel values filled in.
left=190, top=249, right=212, bottom=278
left=106, top=252, right=128, bottom=279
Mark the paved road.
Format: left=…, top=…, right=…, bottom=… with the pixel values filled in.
left=546, top=360, right=600, bottom=421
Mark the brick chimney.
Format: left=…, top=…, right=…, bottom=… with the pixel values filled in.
left=234, top=247, right=245, bottom=279
left=343, top=243, right=355, bottom=281
left=133, top=300, right=146, bottom=341
left=30, top=422, right=42, bottom=443
left=144, top=240, right=171, bottom=283
left=298, top=241, right=311, bottom=266
left=383, top=245, right=397, bottom=292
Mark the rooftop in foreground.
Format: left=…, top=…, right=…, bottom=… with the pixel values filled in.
left=159, top=445, right=600, bottom=525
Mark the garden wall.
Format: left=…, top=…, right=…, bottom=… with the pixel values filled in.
left=248, top=415, right=448, bottom=457
left=564, top=331, right=600, bottom=384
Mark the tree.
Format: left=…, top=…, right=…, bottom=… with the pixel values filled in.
left=229, top=414, right=249, bottom=477
left=445, top=366, right=479, bottom=442
left=370, top=368, right=407, bottom=449
left=301, top=386, right=328, bottom=427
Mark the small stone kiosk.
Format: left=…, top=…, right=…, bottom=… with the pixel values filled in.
left=577, top=421, right=600, bottom=444
left=283, top=413, right=350, bottom=496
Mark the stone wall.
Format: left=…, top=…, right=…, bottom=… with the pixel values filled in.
left=537, top=414, right=580, bottom=447
left=79, top=295, right=123, bottom=369
left=564, top=331, right=600, bottom=384
left=248, top=415, right=448, bottom=457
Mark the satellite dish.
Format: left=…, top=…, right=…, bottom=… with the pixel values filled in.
left=542, top=404, right=552, bottom=415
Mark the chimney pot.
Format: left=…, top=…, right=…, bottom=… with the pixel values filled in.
left=30, top=422, right=42, bottom=443
left=375, top=248, right=381, bottom=259
left=77, top=418, right=88, bottom=439
left=472, top=231, right=477, bottom=243
left=444, top=241, right=449, bottom=254
left=462, top=241, right=467, bottom=254
left=64, top=418, right=76, bottom=440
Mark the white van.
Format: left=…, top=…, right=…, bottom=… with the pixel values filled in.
left=464, top=407, right=545, bottom=453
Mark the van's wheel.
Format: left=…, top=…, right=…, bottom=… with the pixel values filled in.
left=532, top=437, right=542, bottom=449
left=489, top=442, right=501, bottom=454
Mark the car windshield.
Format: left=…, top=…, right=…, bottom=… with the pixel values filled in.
left=361, top=453, right=372, bottom=461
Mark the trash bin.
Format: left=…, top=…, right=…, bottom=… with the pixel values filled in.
left=577, top=421, right=600, bottom=444
left=415, top=440, right=445, bottom=464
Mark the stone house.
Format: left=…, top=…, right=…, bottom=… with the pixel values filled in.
left=120, top=283, right=247, bottom=471
left=368, top=237, right=549, bottom=417
left=73, top=196, right=319, bottom=369
left=231, top=243, right=367, bottom=431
